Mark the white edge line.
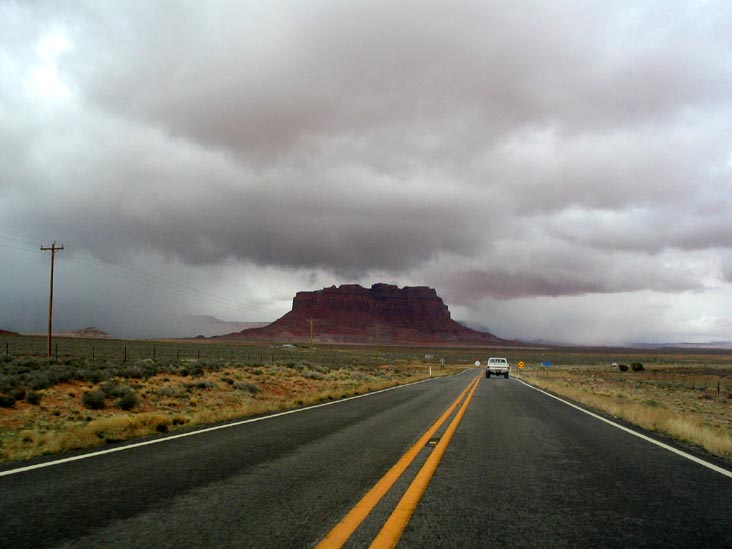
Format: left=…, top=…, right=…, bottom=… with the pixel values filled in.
left=514, top=378, right=732, bottom=479
left=0, top=372, right=466, bottom=478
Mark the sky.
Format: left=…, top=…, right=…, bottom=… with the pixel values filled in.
left=1, top=0, right=731, bottom=344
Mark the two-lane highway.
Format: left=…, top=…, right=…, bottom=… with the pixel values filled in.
left=400, top=377, right=732, bottom=547
left=2, top=371, right=731, bottom=547
left=0, top=372, right=475, bottom=548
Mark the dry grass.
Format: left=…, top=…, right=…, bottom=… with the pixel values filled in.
left=517, top=366, right=732, bottom=458
left=0, top=362, right=455, bottom=463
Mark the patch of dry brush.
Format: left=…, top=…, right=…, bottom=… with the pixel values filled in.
left=517, top=366, right=732, bottom=458
left=0, top=361, right=452, bottom=463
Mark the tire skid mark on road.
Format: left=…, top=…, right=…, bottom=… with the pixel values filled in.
left=316, top=373, right=482, bottom=549
left=515, top=378, right=732, bottom=480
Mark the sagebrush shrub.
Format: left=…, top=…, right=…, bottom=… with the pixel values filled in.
left=100, top=381, right=131, bottom=399
left=630, top=362, right=645, bottom=372
left=617, top=364, right=629, bottom=372
left=24, top=390, right=42, bottom=405
left=234, top=382, right=259, bottom=394
left=82, top=390, right=106, bottom=410
left=117, top=390, right=140, bottom=410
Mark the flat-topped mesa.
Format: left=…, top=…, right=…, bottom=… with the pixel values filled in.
left=223, top=283, right=509, bottom=345
left=292, top=284, right=449, bottom=324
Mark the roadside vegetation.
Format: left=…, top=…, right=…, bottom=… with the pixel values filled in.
left=2, top=335, right=731, bottom=463
left=516, top=364, right=732, bottom=459
left=0, top=336, right=462, bottom=463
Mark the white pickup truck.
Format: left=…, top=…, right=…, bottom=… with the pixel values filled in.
left=485, top=357, right=510, bottom=379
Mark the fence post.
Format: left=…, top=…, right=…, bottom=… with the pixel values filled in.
left=176, top=348, right=180, bottom=362
left=55, top=343, right=58, bottom=361
left=92, top=346, right=95, bottom=363
left=123, top=344, right=127, bottom=363
left=5, top=342, right=8, bottom=361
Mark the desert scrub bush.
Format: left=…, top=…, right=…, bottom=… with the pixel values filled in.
left=0, top=374, right=21, bottom=394
left=234, top=382, right=259, bottom=394
left=172, top=415, right=188, bottom=426
left=187, top=381, right=215, bottom=390
left=24, top=390, right=42, bottom=405
left=117, top=390, right=140, bottom=411
left=0, top=395, right=16, bottom=408
left=9, top=387, right=26, bottom=401
left=631, top=362, right=645, bottom=372
left=187, top=363, right=205, bottom=377
left=617, top=364, right=629, bottom=372
left=76, top=367, right=112, bottom=384
left=82, top=390, right=106, bottom=410
left=156, top=386, right=186, bottom=398
left=99, top=380, right=134, bottom=399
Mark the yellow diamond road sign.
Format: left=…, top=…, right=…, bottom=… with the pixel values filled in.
left=518, top=361, right=525, bottom=369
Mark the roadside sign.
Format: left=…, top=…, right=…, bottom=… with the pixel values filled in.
left=474, top=361, right=481, bottom=367
left=518, top=361, right=525, bottom=369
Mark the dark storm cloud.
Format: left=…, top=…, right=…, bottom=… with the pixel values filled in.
left=63, top=1, right=732, bottom=158
left=2, top=0, right=732, bottom=342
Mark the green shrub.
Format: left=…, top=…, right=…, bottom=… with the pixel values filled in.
left=157, top=386, right=185, bottom=398
left=617, top=364, right=629, bottom=372
left=0, top=375, right=20, bottom=394
left=0, top=395, right=16, bottom=408
left=28, top=373, right=53, bottom=390
left=9, top=388, right=26, bottom=401
left=100, top=381, right=131, bottom=399
left=630, top=362, right=645, bottom=372
left=24, top=390, right=42, bottom=405
left=82, top=390, right=106, bottom=410
left=117, top=390, right=140, bottom=410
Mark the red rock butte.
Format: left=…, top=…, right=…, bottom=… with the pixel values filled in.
left=222, top=283, right=510, bottom=345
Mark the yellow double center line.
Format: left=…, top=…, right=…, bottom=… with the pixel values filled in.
left=316, top=374, right=481, bottom=549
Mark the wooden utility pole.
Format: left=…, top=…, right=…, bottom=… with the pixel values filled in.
left=374, top=325, right=379, bottom=359
left=41, top=241, right=63, bottom=358
left=308, top=318, right=314, bottom=348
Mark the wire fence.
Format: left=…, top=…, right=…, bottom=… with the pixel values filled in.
left=0, top=335, right=478, bottom=370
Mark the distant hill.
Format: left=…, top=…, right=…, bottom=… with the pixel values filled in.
left=70, top=327, right=112, bottom=338
left=221, top=283, right=511, bottom=346
left=178, top=316, right=268, bottom=338
left=25, top=327, right=114, bottom=338
left=0, top=329, right=20, bottom=336
left=630, top=341, right=732, bottom=350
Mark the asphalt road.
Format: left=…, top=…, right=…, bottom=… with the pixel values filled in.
left=1, top=371, right=731, bottom=548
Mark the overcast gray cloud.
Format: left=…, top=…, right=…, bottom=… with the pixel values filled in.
left=2, top=0, right=732, bottom=343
